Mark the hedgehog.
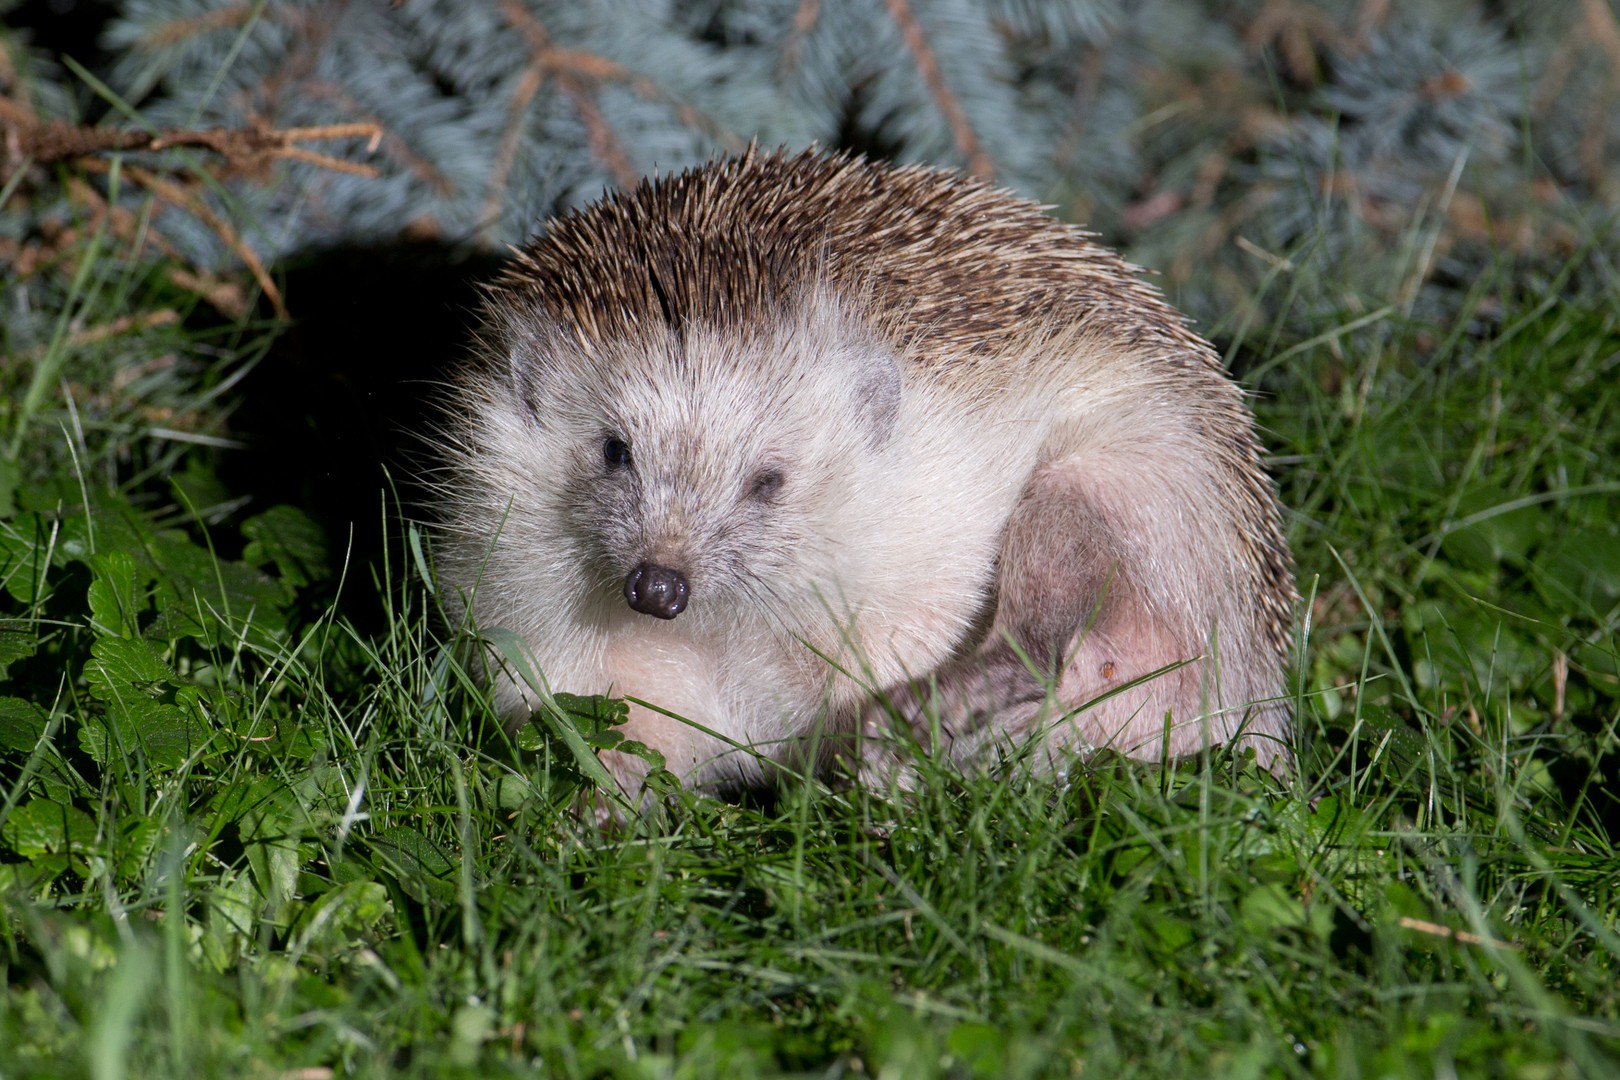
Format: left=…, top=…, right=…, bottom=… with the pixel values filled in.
left=433, top=147, right=1296, bottom=806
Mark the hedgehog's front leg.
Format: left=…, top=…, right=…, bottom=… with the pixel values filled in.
left=859, top=452, right=1237, bottom=781
left=588, top=633, right=773, bottom=810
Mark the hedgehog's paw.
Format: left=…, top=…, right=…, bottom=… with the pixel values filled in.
left=846, top=708, right=923, bottom=795
left=565, top=747, right=652, bottom=830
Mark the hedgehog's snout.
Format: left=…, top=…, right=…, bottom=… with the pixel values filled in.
left=624, top=562, right=690, bottom=619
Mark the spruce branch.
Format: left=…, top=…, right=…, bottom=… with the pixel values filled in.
left=491, top=0, right=635, bottom=233
left=567, top=86, right=635, bottom=189
left=66, top=173, right=183, bottom=262
left=1572, top=0, right=1620, bottom=188
left=1242, top=0, right=1349, bottom=85
left=0, top=164, right=188, bottom=280
left=882, top=0, right=993, bottom=179
left=4, top=0, right=1604, bottom=332
left=500, top=3, right=634, bottom=173
left=0, top=43, right=35, bottom=124
left=492, top=0, right=752, bottom=213
left=165, top=267, right=250, bottom=317
left=9, top=310, right=183, bottom=368
left=782, top=0, right=823, bottom=73
left=1050, top=43, right=1105, bottom=177
left=1578, top=0, right=1620, bottom=68
left=484, top=60, right=547, bottom=241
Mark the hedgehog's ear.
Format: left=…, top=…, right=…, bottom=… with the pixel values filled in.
left=502, top=325, right=551, bottom=421
left=489, top=307, right=560, bottom=420
left=855, top=351, right=901, bottom=450
left=791, top=283, right=902, bottom=451
left=496, top=307, right=594, bottom=422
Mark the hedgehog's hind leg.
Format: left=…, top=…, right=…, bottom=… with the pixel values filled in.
left=858, top=451, right=1250, bottom=782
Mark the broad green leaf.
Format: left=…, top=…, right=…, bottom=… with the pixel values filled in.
left=114, top=814, right=166, bottom=881
left=291, top=880, right=391, bottom=954
left=367, top=825, right=456, bottom=879
left=481, top=627, right=627, bottom=806
left=583, top=728, right=624, bottom=750
left=208, top=777, right=287, bottom=826
left=56, top=499, right=158, bottom=567
left=1238, top=881, right=1308, bottom=933
left=1531, top=524, right=1620, bottom=613
left=144, top=531, right=291, bottom=644
left=77, top=699, right=213, bottom=768
left=244, top=800, right=305, bottom=926
left=87, top=550, right=142, bottom=638
left=514, top=720, right=546, bottom=752
left=367, top=826, right=459, bottom=905
left=1, top=798, right=97, bottom=858
left=489, top=773, right=534, bottom=810
left=0, top=514, right=51, bottom=604
left=1144, top=912, right=1196, bottom=952
left=554, top=691, right=630, bottom=735
left=616, top=739, right=667, bottom=773
left=0, top=457, right=17, bottom=517
left=200, top=868, right=261, bottom=972
left=225, top=711, right=326, bottom=760
left=0, top=627, right=38, bottom=678
left=169, top=462, right=233, bottom=517
left=242, top=505, right=329, bottom=588
left=84, top=637, right=174, bottom=701
left=0, top=861, right=58, bottom=899
left=1442, top=488, right=1541, bottom=572
left=0, top=696, right=50, bottom=752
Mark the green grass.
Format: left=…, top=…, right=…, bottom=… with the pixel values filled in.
left=3, top=207, right=1619, bottom=1077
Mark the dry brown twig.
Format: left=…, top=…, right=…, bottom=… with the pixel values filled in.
left=484, top=0, right=637, bottom=240
left=8, top=312, right=184, bottom=395
left=8, top=115, right=381, bottom=181
left=1, top=108, right=382, bottom=317
left=94, top=158, right=290, bottom=318
left=1396, top=916, right=1522, bottom=952
left=300, top=80, right=455, bottom=202
left=141, top=1, right=258, bottom=47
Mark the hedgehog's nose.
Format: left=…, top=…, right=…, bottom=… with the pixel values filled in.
left=624, top=563, right=689, bottom=619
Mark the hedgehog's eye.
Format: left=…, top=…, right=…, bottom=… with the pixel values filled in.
left=747, top=468, right=785, bottom=502
left=602, top=436, right=633, bottom=469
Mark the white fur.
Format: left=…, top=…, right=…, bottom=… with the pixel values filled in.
left=438, top=290, right=1289, bottom=803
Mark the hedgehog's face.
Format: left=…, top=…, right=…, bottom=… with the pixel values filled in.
left=514, top=290, right=901, bottom=628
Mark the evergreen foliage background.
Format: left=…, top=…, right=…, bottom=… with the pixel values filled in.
left=4, top=0, right=1617, bottom=328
